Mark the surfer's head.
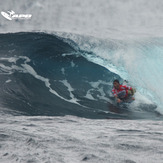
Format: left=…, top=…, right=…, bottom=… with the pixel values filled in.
left=113, top=80, right=120, bottom=89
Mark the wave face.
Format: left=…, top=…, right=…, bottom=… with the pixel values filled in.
left=0, top=32, right=161, bottom=119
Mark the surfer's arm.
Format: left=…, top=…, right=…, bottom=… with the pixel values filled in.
left=112, top=89, right=121, bottom=103
left=127, top=87, right=136, bottom=97
left=114, top=94, right=118, bottom=99
left=130, top=88, right=134, bottom=94
left=115, top=96, right=121, bottom=103
left=129, top=87, right=136, bottom=95
left=124, top=85, right=135, bottom=95
left=112, top=89, right=118, bottom=98
left=114, top=94, right=121, bottom=103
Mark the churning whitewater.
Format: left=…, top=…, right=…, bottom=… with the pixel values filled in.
left=0, top=0, right=163, bottom=163
left=0, top=32, right=161, bottom=119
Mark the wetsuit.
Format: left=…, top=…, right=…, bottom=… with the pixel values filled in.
left=112, top=85, right=132, bottom=100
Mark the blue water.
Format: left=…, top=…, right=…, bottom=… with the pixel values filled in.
left=1, top=1, right=163, bottom=163
left=0, top=32, right=162, bottom=119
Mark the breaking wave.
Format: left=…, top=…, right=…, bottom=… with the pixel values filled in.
left=0, top=32, right=162, bottom=119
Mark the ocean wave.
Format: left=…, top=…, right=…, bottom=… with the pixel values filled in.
left=0, top=32, right=161, bottom=119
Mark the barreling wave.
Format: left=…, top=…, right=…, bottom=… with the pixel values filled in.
left=0, top=32, right=161, bottom=119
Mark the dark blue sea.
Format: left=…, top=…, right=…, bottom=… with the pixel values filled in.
left=0, top=0, right=163, bottom=162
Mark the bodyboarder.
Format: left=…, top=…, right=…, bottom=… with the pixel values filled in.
left=112, top=79, right=135, bottom=103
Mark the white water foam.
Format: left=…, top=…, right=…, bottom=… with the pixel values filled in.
left=1, top=0, right=163, bottom=112
left=60, top=79, right=79, bottom=104
left=0, top=56, right=84, bottom=106
left=66, top=36, right=163, bottom=113
left=1, top=115, right=163, bottom=163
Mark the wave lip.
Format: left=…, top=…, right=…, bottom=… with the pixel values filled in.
left=0, top=32, right=161, bottom=119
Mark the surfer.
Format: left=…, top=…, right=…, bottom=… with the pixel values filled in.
left=112, top=79, right=135, bottom=103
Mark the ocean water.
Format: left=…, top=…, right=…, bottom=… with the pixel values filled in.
left=0, top=0, right=163, bottom=162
